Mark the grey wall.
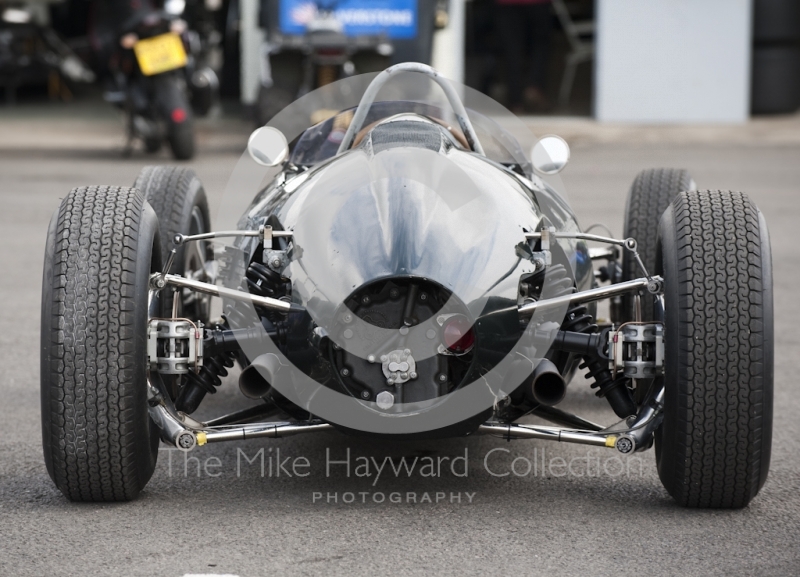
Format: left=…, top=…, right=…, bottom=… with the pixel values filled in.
left=595, top=0, right=752, bottom=123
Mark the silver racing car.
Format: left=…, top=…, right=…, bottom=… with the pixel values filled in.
left=41, top=63, right=773, bottom=507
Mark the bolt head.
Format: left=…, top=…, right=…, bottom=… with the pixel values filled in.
left=340, top=368, right=350, bottom=377
left=361, top=295, right=371, bottom=305
left=419, top=293, right=427, bottom=300
left=438, top=374, right=448, bottom=382
left=409, top=372, right=417, bottom=379
left=361, top=390, right=370, bottom=399
left=367, top=354, right=376, bottom=363
left=343, top=328, right=354, bottom=339
left=615, top=436, right=634, bottom=454
left=271, top=257, right=282, bottom=267
left=376, top=391, right=394, bottom=409
left=177, top=432, right=195, bottom=450
left=380, top=355, right=388, bottom=363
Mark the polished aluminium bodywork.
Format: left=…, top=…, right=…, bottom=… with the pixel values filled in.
left=146, top=63, right=662, bottom=455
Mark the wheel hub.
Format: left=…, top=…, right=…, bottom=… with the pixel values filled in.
left=381, top=349, right=417, bottom=385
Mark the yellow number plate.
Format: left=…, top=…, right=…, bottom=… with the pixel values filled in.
left=133, top=33, right=187, bottom=76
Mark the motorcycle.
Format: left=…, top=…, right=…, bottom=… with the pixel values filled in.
left=104, top=9, right=205, bottom=160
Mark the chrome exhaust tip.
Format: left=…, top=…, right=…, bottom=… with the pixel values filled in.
left=239, top=353, right=281, bottom=399
left=528, top=359, right=567, bottom=406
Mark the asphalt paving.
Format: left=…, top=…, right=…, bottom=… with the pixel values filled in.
left=0, top=107, right=798, bottom=576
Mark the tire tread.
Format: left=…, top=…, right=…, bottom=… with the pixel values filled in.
left=42, top=186, right=154, bottom=501
left=622, top=168, right=693, bottom=320
left=658, top=189, right=772, bottom=508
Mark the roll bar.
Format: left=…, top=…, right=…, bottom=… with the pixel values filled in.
left=336, top=62, right=486, bottom=156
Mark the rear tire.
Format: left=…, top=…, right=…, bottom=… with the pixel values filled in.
left=41, top=186, right=161, bottom=501
left=168, top=120, right=195, bottom=160
left=619, top=168, right=694, bottom=323
left=655, top=190, right=773, bottom=508
left=134, top=166, right=213, bottom=322
left=156, top=74, right=195, bottom=160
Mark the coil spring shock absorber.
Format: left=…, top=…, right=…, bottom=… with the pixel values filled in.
left=245, top=262, right=288, bottom=302
left=562, top=302, right=636, bottom=418
left=175, top=341, right=236, bottom=414
left=175, top=261, right=288, bottom=414
left=223, top=261, right=289, bottom=327
left=543, top=263, right=636, bottom=419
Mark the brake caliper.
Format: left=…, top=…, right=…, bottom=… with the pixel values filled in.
left=610, top=324, right=664, bottom=380
left=147, top=319, right=204, bottom=375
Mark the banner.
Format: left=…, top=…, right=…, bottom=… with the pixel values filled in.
left=279, top=0, right=418, bottom=39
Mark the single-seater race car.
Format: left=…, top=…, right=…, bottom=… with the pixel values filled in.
left=41, top=63, right=773, bottom=507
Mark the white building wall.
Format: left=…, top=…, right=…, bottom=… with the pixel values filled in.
left=431, top=0, right=466, bottom=85
left=595, top=0, right=752, bottom=123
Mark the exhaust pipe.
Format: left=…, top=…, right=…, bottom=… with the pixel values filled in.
left=527, top=359, right=567, bottom=407
left=239, top=353, right=282, bottom=399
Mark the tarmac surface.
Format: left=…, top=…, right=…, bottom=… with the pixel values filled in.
left=1, top=104, right=799, bottom=576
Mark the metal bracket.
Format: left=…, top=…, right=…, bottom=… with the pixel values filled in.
left=264, top=248, right=290, bottom=273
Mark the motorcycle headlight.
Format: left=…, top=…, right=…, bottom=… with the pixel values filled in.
left=165, top=0, right=186, bottom=16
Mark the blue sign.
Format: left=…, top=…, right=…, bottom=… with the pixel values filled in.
left=279, top=0, right=418, bottom=39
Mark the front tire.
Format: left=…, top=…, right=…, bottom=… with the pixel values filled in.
left=41, top=186, right=161, bottom=501
left=620, top=168, right=694, bottom=322
left=656, top=190, right=773, bottom=508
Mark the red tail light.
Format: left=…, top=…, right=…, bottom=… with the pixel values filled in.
left=442, top=315, right=476, bottom=355
left=171, top=108, right=187, bottom=123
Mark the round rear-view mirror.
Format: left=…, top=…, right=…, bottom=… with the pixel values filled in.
left=248, top=127, right=289, bottom=167
left=531, top=135, right=570, bottom=175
